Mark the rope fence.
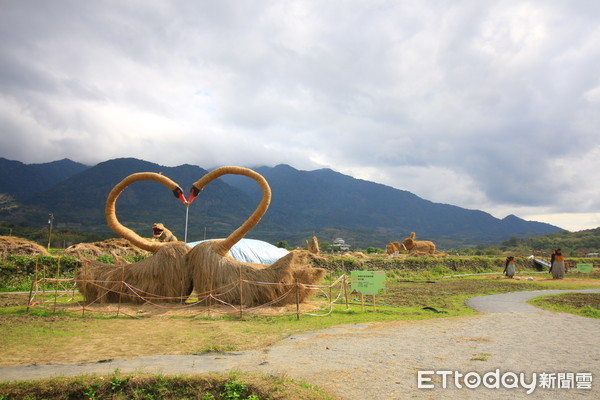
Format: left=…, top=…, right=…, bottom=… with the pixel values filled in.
left=25, top=273, right=352, bottom=319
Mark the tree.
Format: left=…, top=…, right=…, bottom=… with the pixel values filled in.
left=274, top=240, right=289, bottom=249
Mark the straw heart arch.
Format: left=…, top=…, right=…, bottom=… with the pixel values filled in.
left=84, top=166, right=325, bottom=307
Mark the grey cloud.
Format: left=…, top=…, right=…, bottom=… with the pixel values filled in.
left=0, top=0, right=599, bottom=228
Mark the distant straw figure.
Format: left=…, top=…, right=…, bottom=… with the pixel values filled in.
left=550, top=248, right=565, bottom=279
left=386, top=242, right=402, bottom=255
left=504, top=256, right=516, bottom=278
left=401, top=232, right=436, bottom=255
left=306, top=236, right=321, bottom=254
left=185, top=166, right=326, bottom=307
left=77, top=172, right=192, bottom=304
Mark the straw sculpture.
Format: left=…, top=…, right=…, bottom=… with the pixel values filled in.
left=77, top=172, right=192, bottom=304
left=186, top=166, right=326, bottom=306
left=152, top=223, right=178, bottom=242
left=386, top=241, right=403, bottom=254
left=78, top=243, right=191, bottom=304
left=305, top=236, right=321, bottom=254
left=401, top=232, right=436, bottom=255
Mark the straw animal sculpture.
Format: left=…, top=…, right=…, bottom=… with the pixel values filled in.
left=386, top=241, right=403, bottom=254
left=78, top=243, right=190, bottom=304
left=186, top=166, right=326, bottom=306
left=77, top=172, right=192, bottom=304
left=152, top=223, right=177, bottom=242
left=401, top=232, right=436, bottom=255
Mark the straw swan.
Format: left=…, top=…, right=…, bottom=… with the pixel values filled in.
left=77, top=172, right=192, bottom=304
left=185, top=166, right=325, bottom=307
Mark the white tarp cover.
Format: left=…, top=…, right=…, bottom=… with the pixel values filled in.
left=186, top=238, right=289, bottom=264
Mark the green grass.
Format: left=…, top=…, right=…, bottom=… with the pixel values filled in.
left=1, top=269, right=597, bottom=399
left=528, top=293, right=600, bottom=319
left=0, top=371, right=337, bottom=400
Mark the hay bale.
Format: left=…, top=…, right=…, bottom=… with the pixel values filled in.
left=65, top=238, right=150, bottom=258
left=76, top=243, right=191, bottom=304
left=0, top=236, right=49, bottom=257
left=187, top=240, right=326, bottom=307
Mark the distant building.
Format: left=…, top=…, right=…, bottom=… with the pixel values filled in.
left=585, top=253, right=599, bottom=257
left=332, top=238, right=350, bottom=251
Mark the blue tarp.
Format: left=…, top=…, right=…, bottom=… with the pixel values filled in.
left=186, top=238, right=289, bottom=264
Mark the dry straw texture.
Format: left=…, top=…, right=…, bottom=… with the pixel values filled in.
left=77, top=242, right=191, bottom=304
left=0, top=236, right=49, bottom=257
left=186, top=166, right=325, bottom=306
left=188, top=241, right=325, bottom=306
left=65, top=238, right=150, bottom=258
left=402, top=232, right=436, bottom=254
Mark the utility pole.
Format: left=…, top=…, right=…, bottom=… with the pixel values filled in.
left=47, top=213, right=54, bottom=250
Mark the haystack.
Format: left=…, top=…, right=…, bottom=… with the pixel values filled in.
left=76, top=172, right=192, bottom=304
left=0, top=236, right=49, bottom=257
left=186, top=166, right=326, bottom=306
left=65, top=238, right=150, bottom=258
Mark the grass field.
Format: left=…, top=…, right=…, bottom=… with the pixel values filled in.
left=1, top=269, right=598, bottom=399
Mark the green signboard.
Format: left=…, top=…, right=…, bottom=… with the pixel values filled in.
left=576, top=263, right=593, bottom=273
left=349, top=271, right=386, bottom=295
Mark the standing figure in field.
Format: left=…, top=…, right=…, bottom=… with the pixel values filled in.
left=550, top=248, right=565, bottom=279
left=504, top=256, right=516, bottom=278
left=401, top=232, right=436, bottom=255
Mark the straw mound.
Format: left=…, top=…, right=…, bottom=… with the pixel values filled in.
left=187, top=241, right=326, bottom=307
left=65, top=238, right=150, bottom=258
left=77, top=243, right=191, bottom=304
left=340, top=251, right=369, bottom=259
left=0, top=236, right=49, bottom=256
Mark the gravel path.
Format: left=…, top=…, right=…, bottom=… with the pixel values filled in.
left=1, top=289, right=599, bottom=399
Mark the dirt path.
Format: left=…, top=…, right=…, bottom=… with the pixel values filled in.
left=1, top=290, right=599, bottom=399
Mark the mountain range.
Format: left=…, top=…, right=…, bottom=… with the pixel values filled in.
left=0, top=157, right=561, bottom=249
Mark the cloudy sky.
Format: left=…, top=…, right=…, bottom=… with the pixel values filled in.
left=1, top=1, right=599, bottom=231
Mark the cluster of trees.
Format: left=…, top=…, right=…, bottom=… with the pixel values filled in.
left=0, top=221, right=108, bottom=249
left=495, top=228, right=600, bottom=257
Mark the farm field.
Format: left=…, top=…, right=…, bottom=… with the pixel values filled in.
left=1, top=272, right=598, bottom=367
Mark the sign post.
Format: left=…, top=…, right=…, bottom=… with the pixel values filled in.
left=349, top=271, right=386, bottom=311
left=576, top=263, right=593, bottom=278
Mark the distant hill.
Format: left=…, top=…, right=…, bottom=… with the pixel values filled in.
left=0, top=157, right=88, bottom=199
left=221, top=164, right=560, bottom=248
left=0, top=157, right=562, bottom=248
